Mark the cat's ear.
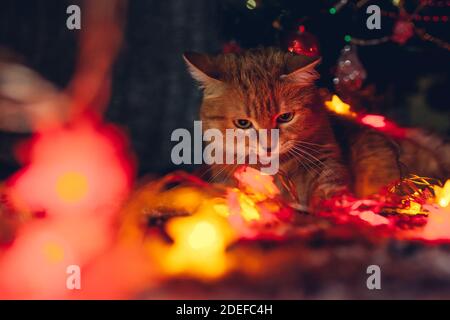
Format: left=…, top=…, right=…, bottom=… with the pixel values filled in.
left=183, top=52, right=222, bottom=87
left=281, top=55, right=321, bottom=85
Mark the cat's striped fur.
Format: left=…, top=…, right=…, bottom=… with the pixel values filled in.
left=185, top=47, right=449, bottom=211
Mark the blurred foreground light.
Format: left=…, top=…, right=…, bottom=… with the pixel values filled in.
left=7, top=116, right=134, bottom=217
left=159, top=212, right=236, bottom=279
left=0, top=216, right=113, bottom=299
left=56, top=172, right=89, bottom=203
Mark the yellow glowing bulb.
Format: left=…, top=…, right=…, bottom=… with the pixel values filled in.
left=408, top=201, right=422, bottom=215
left=43, top=242, right=65, bottom=263
left=239, top=193, right=260, bottom=221
left=56, top=172, right=88, bottom=203
left=162, top=213, right=236, bottom=279
left=212, top=203, right=230, bottom=217
left=434, top=180, right=450, bottom=208
left=188, top=222, right=218, bottom=250
left=325, top=95, right=357, bottom=118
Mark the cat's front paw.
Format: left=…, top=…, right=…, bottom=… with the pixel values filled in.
left=309, top=184, right=350, bottom=213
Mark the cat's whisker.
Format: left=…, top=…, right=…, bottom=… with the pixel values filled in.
left=293, top=146, right=336, bottom=178
left=295, top=140, right=329, bottom=148
left=294, top=143, right=336, bottom=159
left=288, top=150, right=314, bottom=176
left=199, top=164, right=216, bottom=179
left=291, top=146, right=326, bottom=168
left=224, top=164, right=239, bottom=182
left=300, top=158, right=320, bottom=177
left=209, top=164, right=229, bottom=183
left=289, top=148, right=322, bottom=176
left=293, top=153, right=322, bottom=178
left=292, top=142, right=324, bottom=156
left=288, top=150, right=332, bottom=182
left=294, top=141, right=336, bottom=154
left=291, top=146, right=335, bottom=179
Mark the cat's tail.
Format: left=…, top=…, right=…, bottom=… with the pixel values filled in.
left=399, top=128, right=450, bottom=180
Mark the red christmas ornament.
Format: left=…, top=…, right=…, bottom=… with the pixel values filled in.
left=392, top=19, right=415, bottom=44
left=285, top=28, right=320, bottom=57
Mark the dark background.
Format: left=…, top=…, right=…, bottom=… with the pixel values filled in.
left=0, top=0, right=448, bottom=178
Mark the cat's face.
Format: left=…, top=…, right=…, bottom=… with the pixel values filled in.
left=185, top=48, right=325, bottom=164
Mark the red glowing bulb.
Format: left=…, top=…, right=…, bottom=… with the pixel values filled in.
left=0, top=216, right=112, bottom=299
left=56, top=171, right=89, bottom=203
left=7, top=116, right=134, bottom=217
left=360, top=115, right=387, bottom=128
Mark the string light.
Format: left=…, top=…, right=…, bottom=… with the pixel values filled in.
left=381, top=10, right=449, bottom=22
left=343, top=0, right=450, bottom=51
left=246, top=0, right=257, bottom=10
left=420, top=0, right=450, bottom=7
left=360, top=115, right=387, bottom=128
left=349, top=36, right=390, bottom=46
left=325, top=95, right=357, bottom=118
left=329, top=0, right=349, bottom=14
left=356, top=0, right=370, bottom=8
left=346, top=29, right=449, bottom=51
left=415, top=27, right=450, bottom=50
left=7, top=117, right=134, bottom=217
left=325, top=95, right=407, bottom=138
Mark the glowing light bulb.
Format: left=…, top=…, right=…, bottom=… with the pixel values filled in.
left=43, top=242, right=65, bottom=263
left=160, top=213, right=236, bottom=279
left=56, top=171, right=88, bottom=203
left=408, top=201, right=422, bottom=215
left=8, top=117, right=133, bottom=217
left=188, top=222, right=218, bottom=250
left=434, top=180, right=450, bottom=208
left=360, top=115, right=387, bottom=128
left=238, top=193, right=260, bottom=221
left=325, top=95, right=356, bottom=118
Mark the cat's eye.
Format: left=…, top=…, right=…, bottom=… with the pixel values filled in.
left=233, top=119, right=253, bottom=129
left=276, top=112, right=295, bottom=123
